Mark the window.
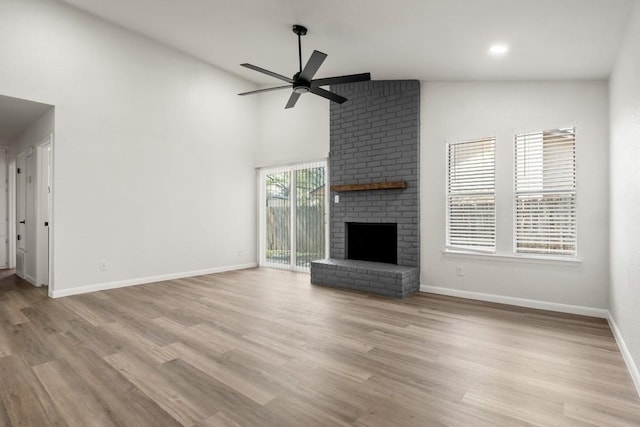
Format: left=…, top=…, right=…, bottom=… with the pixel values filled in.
left=446, top=138, right=496, bottom=252
left=514, top=127, right=576, bottom=256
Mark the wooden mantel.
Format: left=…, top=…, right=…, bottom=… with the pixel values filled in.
left=330, top=181, right=407, bottom=192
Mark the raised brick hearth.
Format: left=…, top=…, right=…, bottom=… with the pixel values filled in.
left=310, top=80, right=420, bottom=298
left=311, top=259, right=419, bottom=298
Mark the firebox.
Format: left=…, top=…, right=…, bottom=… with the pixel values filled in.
left=346, top=222, right=397, bottom=264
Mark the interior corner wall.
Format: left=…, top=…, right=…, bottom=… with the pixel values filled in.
left=9, top=108, right=55, bottom=160
left=421, top=81, right=610, bottom=310
left=255, top=90, right=329, bottom=168
left=0, top=0, right=260, bottom=294
left=609, top=0, right=640, bottom=388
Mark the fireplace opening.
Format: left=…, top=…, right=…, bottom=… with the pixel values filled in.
left=346, top=222, right=397, bottom=264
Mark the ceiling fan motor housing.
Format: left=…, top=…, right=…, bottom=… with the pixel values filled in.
left=292, top=72, right=311, bottom=93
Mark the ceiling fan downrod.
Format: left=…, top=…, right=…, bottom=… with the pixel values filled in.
left=292, top=24, right=307, bottom=74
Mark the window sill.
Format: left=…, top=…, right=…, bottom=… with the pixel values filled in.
left=442, top=248, right=582, bottom=265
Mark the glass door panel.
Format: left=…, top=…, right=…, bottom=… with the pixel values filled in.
left=295, top=166, right=326, bottom=269
left=265, top=171, right=291, bottom=267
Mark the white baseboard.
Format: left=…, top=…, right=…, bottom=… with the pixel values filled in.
left=419, top=285, right=608, bottom=318
left=23, top=274, right=38, bottom=287
left=607, top=313, right=640, bottom=398
left=50, top=263, right=258, bottom=298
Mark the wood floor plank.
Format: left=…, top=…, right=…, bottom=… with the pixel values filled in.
left=32, top=359, right=121, bottom=427
left=166, top=341, right=276, bottom=405
left=4, top=321, right=58, bottom=366
left=57, top=296, right=114, bottom=327
left=563, top=402, right=640, bottom=426
left=197, top=411, right=243, bottom=427
left=101, top=321, right=178, bottom=364
left=189, top=322, right=290, bottom=365
left=0, top=355, right=66, bottom=426
left=1, top=267, right=639, bottom=426
left=160, top=357, right=277, bottom=426
left=44, top=332, right=181, bottom=427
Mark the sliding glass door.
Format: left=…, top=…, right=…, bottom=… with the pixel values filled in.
left=260, top=161, right=328, bottom=272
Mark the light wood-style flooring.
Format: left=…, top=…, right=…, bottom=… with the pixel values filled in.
left=0, top=267, right=639, bottom=426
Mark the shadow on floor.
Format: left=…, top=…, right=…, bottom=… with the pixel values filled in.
left=0, top=268, right=38, bottom=292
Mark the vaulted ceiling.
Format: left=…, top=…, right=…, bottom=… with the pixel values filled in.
left=60, top=0, right=632, bottom=84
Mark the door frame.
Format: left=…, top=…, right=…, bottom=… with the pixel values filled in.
left=258, top=159, right=329, bottom=272
left=8, top=160, right=16, bottom=269
left=0, top=147, right=9, bottom=268
left=36, top=136, right=52, bottom=289
left=46, top=133, right=55, bottom=296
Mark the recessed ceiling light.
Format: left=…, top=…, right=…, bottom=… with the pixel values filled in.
left=489, top=44, right=508, bottom=55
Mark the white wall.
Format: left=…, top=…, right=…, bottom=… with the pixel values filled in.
left=255, top=90, right=329, bottom=167
left=609, top=1, right=640, bottom=389
left=0, top=0, right=259, bottom=294
left=421, top=81, right=610, bottom=310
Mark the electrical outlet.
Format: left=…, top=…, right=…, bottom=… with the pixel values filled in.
left=99, top=260, right=108, bottom=271
left=456, top=266, right=464, bottom=276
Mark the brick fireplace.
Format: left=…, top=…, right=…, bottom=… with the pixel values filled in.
left=310, top=80, right=420, bottom=298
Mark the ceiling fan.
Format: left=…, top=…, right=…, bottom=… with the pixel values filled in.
left=238, top=25, right=371, bottom=109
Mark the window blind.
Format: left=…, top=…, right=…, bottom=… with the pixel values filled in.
left=514, top=127, right=576, bottom=256
left=447, top=138, right=496, bottom=251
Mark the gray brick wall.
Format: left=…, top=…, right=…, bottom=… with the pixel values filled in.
left=329, top=80, right=420, bottom=267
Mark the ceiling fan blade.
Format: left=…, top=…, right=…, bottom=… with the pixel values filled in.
left=238, top=85, right=291, bottom=96
left=310, top=87, right=347, bottom=104
left=240, top=63, right=293, bottom=83
left=285, top=92, right=301, bottom=109
left=299, top=50, right=327, bottom=81
left=311, top=72, right=371, bottom=87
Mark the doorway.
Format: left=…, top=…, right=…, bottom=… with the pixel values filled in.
left=13, top=136, right=52, bottom=287
left=0, top=94, right=54, bottom=294
left=259, top=160, right=328, bottom=272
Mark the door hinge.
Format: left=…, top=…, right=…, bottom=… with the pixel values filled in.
left=17, top=168, right=21, bottom=174
left=17, top=235, right=21, bottom=241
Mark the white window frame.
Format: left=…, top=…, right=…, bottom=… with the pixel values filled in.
left=513, top=127, right=577, bottom=258
left=445, top=137, right=496, bottom=253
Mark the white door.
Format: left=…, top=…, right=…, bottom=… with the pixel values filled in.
left=0, top=148, right=8, bottom=268
left=36, top=141, right=51, bottom=287
left=15, top=152, right=26, bottom=278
